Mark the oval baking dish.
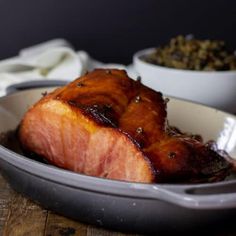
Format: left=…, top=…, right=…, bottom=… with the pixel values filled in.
left=0, top=85, right=236, bottom=234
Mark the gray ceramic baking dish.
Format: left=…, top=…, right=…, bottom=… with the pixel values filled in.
left=0, top=81, right=236, bottom=234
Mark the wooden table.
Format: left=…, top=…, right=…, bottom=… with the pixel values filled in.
left=1, top=171, right=236, bottom=236
left=0, top=173, right=142, bottom=236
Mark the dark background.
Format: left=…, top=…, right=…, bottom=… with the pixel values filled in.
left=0, top=0, right=235, bottom=64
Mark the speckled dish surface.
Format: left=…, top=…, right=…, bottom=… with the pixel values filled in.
left=0, top=87, right=236, bottom=234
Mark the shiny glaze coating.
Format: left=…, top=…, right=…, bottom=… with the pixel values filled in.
left=19, top=69, right=229, bottom=183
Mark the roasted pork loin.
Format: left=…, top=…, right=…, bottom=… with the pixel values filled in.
left=19, top=69, right=230, bottom=183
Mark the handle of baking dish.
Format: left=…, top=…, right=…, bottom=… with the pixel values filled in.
left=141, top=180, right=236, bottom=209
left=6, top=80, right=68, bottom=95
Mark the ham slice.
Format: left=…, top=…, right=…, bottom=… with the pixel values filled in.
left=19, top=69, right=229, bottom=183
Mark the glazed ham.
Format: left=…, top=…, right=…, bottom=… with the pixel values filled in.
left=19, top=69, right=230, bottom=183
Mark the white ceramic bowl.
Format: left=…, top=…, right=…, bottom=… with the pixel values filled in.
left=133, top=48, right=236, bottom=114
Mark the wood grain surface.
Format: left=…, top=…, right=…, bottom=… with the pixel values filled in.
left=0, top=174, right=141, bottom=236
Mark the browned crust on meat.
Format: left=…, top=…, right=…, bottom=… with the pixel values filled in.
left=19, top=69, right=230, bottom=183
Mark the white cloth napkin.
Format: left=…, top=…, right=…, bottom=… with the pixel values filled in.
left=0, top=39, right=137, bottom=96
